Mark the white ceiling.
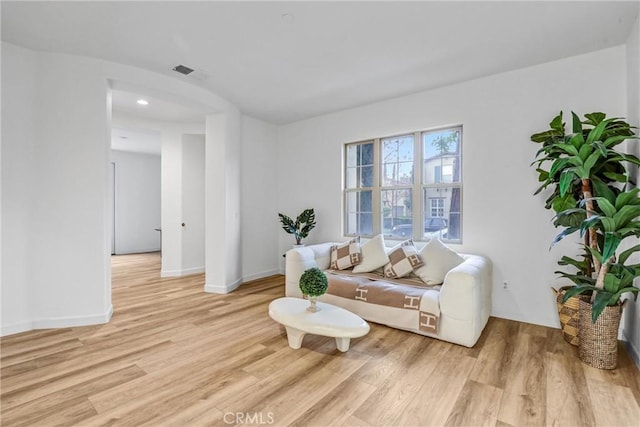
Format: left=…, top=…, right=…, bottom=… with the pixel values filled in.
left=111, top=89, right=206, bottom=123
left=111, top=126, right=162, bottom=156
left=2, top=1, right=638, bottom=125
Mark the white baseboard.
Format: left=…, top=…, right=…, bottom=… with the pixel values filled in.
left=1, top=320, right=35, bottom=337
left=204, top=278, right=242, bottom=294
left=242, top=269, right=281, bottom=283
left=1, top=305, right=113, bottom=337
left=161, top=266, right=205, bottom=277
left=115, top=247, right=160, bottom=255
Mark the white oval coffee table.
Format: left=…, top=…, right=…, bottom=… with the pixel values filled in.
left=269, top=297, right=370, bottom=352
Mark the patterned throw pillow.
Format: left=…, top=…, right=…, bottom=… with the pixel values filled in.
left=383, top=239, right=425, bottom=278
left=329, top=237, right=362, bottom=270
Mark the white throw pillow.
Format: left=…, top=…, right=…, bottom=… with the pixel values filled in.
left=352, top=234, right=390, bottom=273
left=414, top=238, right=464, bottom=285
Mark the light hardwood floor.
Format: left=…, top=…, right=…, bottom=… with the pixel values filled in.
left=1, top=252, right=639, bottom=426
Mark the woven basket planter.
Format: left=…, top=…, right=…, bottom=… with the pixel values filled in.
left=578, top=298, right=623, bottom=370
left=553, top=286, right=579, bottom=346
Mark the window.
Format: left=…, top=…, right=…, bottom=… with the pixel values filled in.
left=345, top=142, right=374, bottom=235
left=430, top=198, right=445, bottom=217
left=344, top=126, right=462, bottom=243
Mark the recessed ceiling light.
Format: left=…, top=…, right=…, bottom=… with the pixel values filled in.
left=137, top=99, right=149, bottom=106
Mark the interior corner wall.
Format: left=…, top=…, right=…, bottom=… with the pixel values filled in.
left=204, top=110, right=242, bottom=294
left=111, top=150, right=161, bottom=255
left=181, top=134, right=206, bottom=274
left=276, top=46, right=628, bottom=329
left=623, top=14, right=640, bottom=368
left=240, top=115, right=279, bottom=281
left=1, top=43, right=37, bottom=335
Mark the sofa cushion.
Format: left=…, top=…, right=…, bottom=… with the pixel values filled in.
left=353, top=234, right=390, bottom=273
left=414, top=238, right=464, bottom=285
left=383, top=239, right=425, bottom=278
left=329, top=237, right=362, bottom=270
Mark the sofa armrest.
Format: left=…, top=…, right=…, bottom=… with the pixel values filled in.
left=285, top=243, right=336, bottom=298
left=439, top=255, right=492, bottom=324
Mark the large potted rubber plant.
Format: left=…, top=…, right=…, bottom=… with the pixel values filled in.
left=530, top=111, right=640, bottom=369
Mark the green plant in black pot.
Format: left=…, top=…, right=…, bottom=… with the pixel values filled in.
left=299, top=267, right=328, bottom=312
left=278, top=208, right=316, bottom=245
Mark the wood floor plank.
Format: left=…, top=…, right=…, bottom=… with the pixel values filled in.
left=354, top=338, right=448, bottom=425
left=586, top=376, right=640, bottom=427
left=1, top=252, right=639, bottom=426
left=496, top=333, right=547, bottom=426
left=444, top=379, right=503, bottom=427
left=392, top=346, right=477, bottom=427
left=545, top=352, right=596, bottom=426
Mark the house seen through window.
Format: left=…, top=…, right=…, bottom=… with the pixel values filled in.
left=344, top=126, right=462, bottom=243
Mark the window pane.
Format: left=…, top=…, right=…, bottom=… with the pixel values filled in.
left=346, top=142, right=374, bottom=189
left=381, top=189, right=412, bottom=237
left=423, top=186, right=461, bottom=242
left=423, top=129, right=461, bottom=185
left=346, top=190, right=373, bottom=235
left=382, top=135, right=414, bottom=186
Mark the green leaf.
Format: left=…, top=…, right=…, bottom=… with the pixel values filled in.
left=585, top=245, right=604, bottom=264
left=569, top=131, right=585, bottom=148
left=562, top=284, right=598, bottom=301
left=591, top=178, right=616, bottom=205
left=615, top=188, right=640, bottom=210
left=582, top=151, right=602, bottom=174
left=584, top=112, right=606, bottom=126
left=559, top=170, right=575, bottom=197
left=549, top=158, right=570, bottom=178
left=600, top=217, right=616, bottom=233
left=571, top=111, right=582, bottom=134
left=602, top=172, right=628, bottom=183
left=555, top=143, right=579, bottom=156
left=550, top=227, right=579, bottom=248
left=552, top=193, right=578, bottom=214
left=604, top=272, right=618, bottom=293
left=619, top=244, right=640, bottom=264
left=550, top=112, right=564, bottom=132
left=586, top=118, right=615, bottom=145
left=614, top=205, right=640, bottom=229
left=578, top=143, right=593, bottom=161
left=530, top=129, right=564, bottom=143
left=592, top=292, right=613, bottom=322
left=590, top=196, right=616, bottom=217
left=603, top=134, right=634, bottom=148
left=602, top=232, right=622, bottom=262
left=592, top=141, right=608, bottom=157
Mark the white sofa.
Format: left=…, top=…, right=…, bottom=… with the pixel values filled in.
left=285, top=242, right=492, bottom=347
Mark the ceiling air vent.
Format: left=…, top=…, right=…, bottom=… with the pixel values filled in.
left=172, top=65, right=195, bottom=75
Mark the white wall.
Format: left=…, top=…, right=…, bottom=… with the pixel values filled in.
left=623, top=15, right=640, bottom=368
left=111, top=150, right=161, bottom=254
left=181, top=134, right=205, bottom=274
left=204, top=111, right=243, bottom=294
left=241, top=116, right=279, bottom=281
left=277, top=46, right=628, bottom=328
left=1, top=43, right=37, bottom=334
left=1, top=42, right=240, bottom=335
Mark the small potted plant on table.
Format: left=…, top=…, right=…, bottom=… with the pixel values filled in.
left=299, top=267, right=328, bottom=312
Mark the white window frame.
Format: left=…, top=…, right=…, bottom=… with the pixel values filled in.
left=343, top=125, right=462, bottom=243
